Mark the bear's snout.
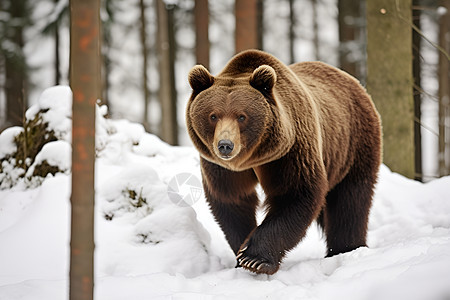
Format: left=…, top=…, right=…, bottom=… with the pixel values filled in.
left=218, top=139, right=234, bottom=156
left=212, top=118, right=241, bottom=162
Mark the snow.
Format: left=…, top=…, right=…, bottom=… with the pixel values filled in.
left=25, top=140, right=72, bottom=178
left=0, top=126, right=23, bottom=158
left=25, top=85, right=73, bottom=141
left=1, top=87, right=450, bottom=299
left=437, top=6, right=448, bottom=16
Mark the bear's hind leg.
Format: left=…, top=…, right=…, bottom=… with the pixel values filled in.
left=323, top=168, right=377, bottom=257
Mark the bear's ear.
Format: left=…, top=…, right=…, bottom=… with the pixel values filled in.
left=249, top=65, right=277, bottom=94
left=188, top=65, right=214, bottom=93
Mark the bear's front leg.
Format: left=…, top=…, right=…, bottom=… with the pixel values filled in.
left=237, top=184, right=326, bottom=275
left=201, top=159, right=259, bottom=254
left=207, top=192, right=259, bottom=254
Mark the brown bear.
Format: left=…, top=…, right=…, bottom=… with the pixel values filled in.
left=185, top=49, right=382, bottom=275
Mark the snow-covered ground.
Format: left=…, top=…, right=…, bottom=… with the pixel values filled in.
left=1, top=86, right=450, bottom=300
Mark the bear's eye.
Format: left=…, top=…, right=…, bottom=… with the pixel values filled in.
left=238, top=115, right=246, bottom=122
left=210, top=114, right=217, bottom=121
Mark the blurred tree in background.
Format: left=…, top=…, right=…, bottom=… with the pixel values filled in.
left=235, top=0, right=259, bottom=52
left=140, top=0, right=151, bottom=131
left=194, top=0, right=209, bottom=68
left=41, top=0, right=68, bottom=86
left=413, top=0, right=423, bottom=181
left=156, top=0, right=178, bottom=145
left=0, top=0, right=31, bottom=129
left=438, top=0, right=450, bottom=177
left=338, top=0, right=362, bottom=79
left=0, top=0, right=449, bottom=179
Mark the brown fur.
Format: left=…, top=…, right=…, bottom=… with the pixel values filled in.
left=186, top=50, right=382, bottom=275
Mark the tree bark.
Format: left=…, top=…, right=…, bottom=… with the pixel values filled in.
left=367, top=0, right=415, bottom=178
left=69, top=0, right=100, bottom=298
left=156, top=0, right=178, bottom=145
left=235, top=0, right=258, bottom=53
left=194, top=0, right=210, bottom=70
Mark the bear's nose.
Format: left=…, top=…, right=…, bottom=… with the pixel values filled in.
left=218, top=139, right=234, bottom=156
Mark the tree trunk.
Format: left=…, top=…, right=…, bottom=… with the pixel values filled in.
left=367, top=0, right=415, bottom=178
left=288, top=0, right=295, bottom=64
left=194, top=0, right=210, bottom=70
left=54, top=0, right=61, bottom=85
left=4, top=0, right=27, bottom=128
left=338, top=0, right=360, bottom=78
left=156, top=0, right=178, bottom=145
left=311, top=0, right=320, bottom=60
left=235, top=0, right=258, bottom=53
left=438, top=0, right=450, bottom=176
left=69, top=0, right=100, bottom=298
left=102, top=0, right=113, bottom=110
left=412, top=0, right=422, bottom=181
left=102, top=32, right=111, bottom=110
left=140, top=0, right=151, bottom=131
left=257, top=0, right=264, bottom=51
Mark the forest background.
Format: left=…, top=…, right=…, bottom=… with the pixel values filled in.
left=0, top=0, right=449, bottom=180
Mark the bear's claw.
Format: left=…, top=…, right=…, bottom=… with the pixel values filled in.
left=236, top=248, right=279, bottom=275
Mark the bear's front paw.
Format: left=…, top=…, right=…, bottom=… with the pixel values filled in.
left=236, top=245, right=280, bottom=275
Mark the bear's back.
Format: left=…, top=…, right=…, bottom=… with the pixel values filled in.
left=289, top=61, right=381, bottom=188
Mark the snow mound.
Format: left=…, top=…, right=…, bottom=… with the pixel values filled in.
left=25, top=85, right=73, bottom=141
left=370, top=165, right=450, bottom=246
left=24, top=140, right=72, bottom=187
left=0, top=126, right=23, bottom=158
left=0, top=86, right=73, bottom=189
left=98, top=164, right=211, bottom=278
left=94, top=109, right=212, bottom=278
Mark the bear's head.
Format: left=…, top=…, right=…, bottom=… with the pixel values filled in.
left=186, top=64, right=294, bottom=171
